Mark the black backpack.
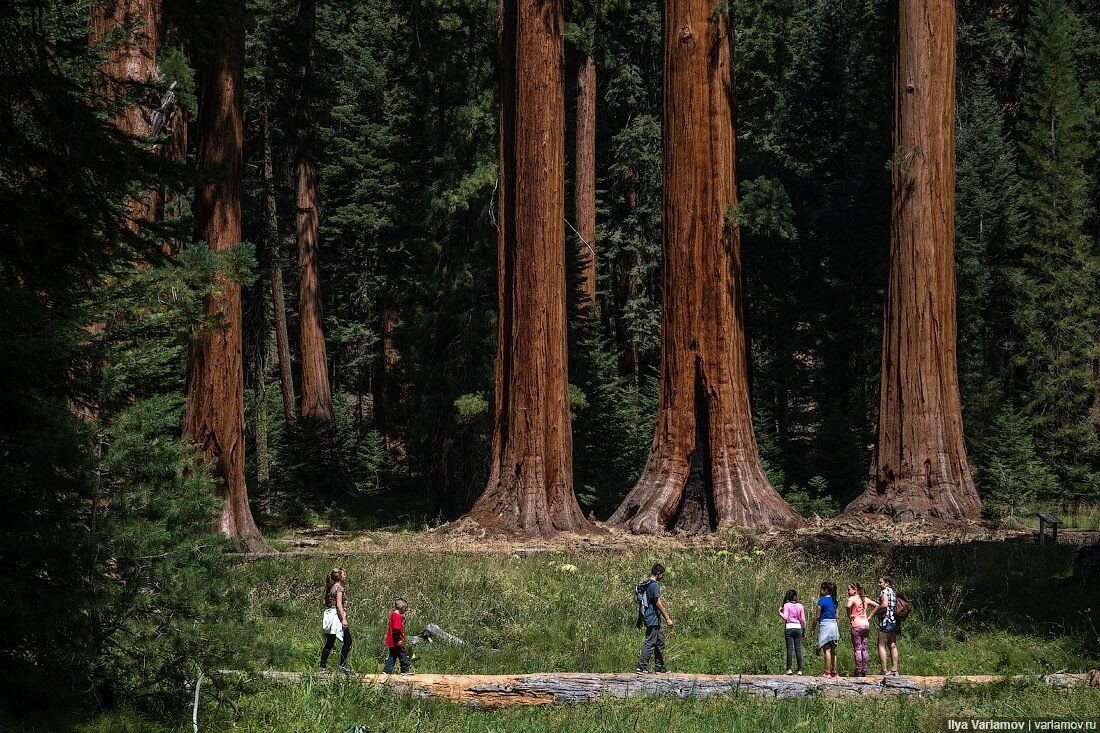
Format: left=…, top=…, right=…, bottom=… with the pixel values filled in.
left=635, top=579, right=654, bottom=628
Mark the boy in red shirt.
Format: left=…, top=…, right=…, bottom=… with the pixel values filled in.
left=382, top=598, right=412, bottom=674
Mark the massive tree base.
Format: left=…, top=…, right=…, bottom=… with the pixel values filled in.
left=844, top=477, right=982, bottom=522
left=239, top=671, right=1095, bottom=708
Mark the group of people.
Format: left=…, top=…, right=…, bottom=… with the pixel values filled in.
left=317, top=564, right=904, bottom=679
left=776, top=577, right=902, bottom=677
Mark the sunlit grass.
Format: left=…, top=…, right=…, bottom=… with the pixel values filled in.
left=15, top=541, right=1096, bottom=733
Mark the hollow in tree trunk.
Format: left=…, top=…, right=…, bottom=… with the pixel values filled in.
left=184, top=16, right=266, bottom=552
left=462, top=0, right=589, bottom=535
left=608, top=0, right=801, bottom=534
left=294, top=0, right=335, bottom=424
left=574, top=50, right=597, bottom=310
left=844, top=0, right=981, bottom=521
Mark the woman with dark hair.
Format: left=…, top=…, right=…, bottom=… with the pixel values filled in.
left=812, top=581, right=840, bottom=677
left=319, top=567, right=354, bottom=673
left=778, top=589, right=806, bottom=675
left=871, top=575, right=900, bottom=676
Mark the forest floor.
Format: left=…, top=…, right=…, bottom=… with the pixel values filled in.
left=262, top=515, right=1100, bottom=556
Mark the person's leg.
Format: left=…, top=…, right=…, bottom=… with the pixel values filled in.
left=383, top=648, right=396, bottom=673
left=398, top=647, right=412, bottom=673
left=794, top=629, right=803, bottom=672
left=339, top=627, right=353, bottom=667
left=888, top=632, right=899, bottom=673
left=824, top=643, right=835, bottom=674
left=320, top=633, right=337, bottom=668
left=785, top=630, right=795, bottom=671
left=860, top=628, right=871, bottom=674
left=653, top=626, right=667, bottom=671
left=637, top=627, right=657, bottom=671
left=877, top=630, right=888, bottom=674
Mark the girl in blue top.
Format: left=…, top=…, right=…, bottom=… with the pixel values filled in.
left=812, top=581, right=840, bottom=678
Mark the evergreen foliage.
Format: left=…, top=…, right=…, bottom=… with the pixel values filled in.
left=3, top=0, right=1100, bottom=715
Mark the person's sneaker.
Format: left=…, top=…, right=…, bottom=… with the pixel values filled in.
left=635, top=667, right=651, bottom=674
left=796, top=670, right=804, bottom=676
left=340, top=665, right=355, bottom=675
left=784, top=669, right=793, bottom=675
left=654, top=668, right=668, bottom=674
left=318, top=667, right=329, bottom=674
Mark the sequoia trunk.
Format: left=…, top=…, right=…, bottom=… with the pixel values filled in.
left=183, top=17, right=266, bottom=551
left=261, top=104, right=297, bottom=427
left=574, top=51, right=597, bottom=309
left=92, top=0, right=162, bottom=227
left=844, top=0, right=981, bottom=521
left=609, top=0, right=801, bottom=533
left=463, top=0, right=589, bottom=534
left=294, top=0, right=335, bottom=423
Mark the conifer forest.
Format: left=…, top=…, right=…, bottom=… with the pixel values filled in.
left=2, top=0, right=1099, bottom=727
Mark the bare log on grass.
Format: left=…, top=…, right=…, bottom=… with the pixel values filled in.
left=237, top=671, right=1094, bottom=708
left=407, top=624, right=466, bottom=647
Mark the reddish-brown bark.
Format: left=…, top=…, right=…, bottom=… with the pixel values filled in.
left=184, top=18, right=266, bottom=552
left=260, top=104, right=297, bottom=428
left=91, top=0, right=162, bottom=228
left=844, top=0, right=980, bottom=521
left=574, top=51, right=597, bottom=310
left=293, top=0, right=335, bottom=424
left=609, top=0, right=801, bottom=533
left=463, top=0, right=589, bottom=534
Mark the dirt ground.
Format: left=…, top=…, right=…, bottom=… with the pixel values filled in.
left=259, top=515, right=1100, bottom=557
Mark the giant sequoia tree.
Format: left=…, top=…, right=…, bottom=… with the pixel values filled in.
left=293, top=0, right=335, bottom=424
left=574, top=45, right=597, bottom=309
left=183, top=14, right=266, bottom=550
left=844, top=0, right=981, bottom=520
left=92, top=0, right=161, bottom=227
left=463, top=0, right=589, bottom=534
left=609, top=0, right=800, bottom=533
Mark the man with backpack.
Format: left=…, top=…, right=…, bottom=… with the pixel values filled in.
left=635, top=563, right=675, bottom=674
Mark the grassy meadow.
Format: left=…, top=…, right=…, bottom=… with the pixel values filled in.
left=13, top=539, right=1099, bottom=732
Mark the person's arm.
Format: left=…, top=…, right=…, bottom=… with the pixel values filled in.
left=812, top=602, right=822, bottom=631
left=871, top=592, right=887, bottom=618
left=655, top=597, right=674, bottom=627
left=336, top=589, right=348, bottom=628
left=865, top=596, right=880, bottom=618
left=800, top=606, right=807, bottom=636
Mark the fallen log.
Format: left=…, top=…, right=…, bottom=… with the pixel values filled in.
left=233, top=670, right=1095, bottom=708
left=408, top=624, right=465, bottom=647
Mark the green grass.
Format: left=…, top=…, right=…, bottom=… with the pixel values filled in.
left=237, top=543, right=1097, bottom=678
left=1013, top=504, right=1100, bottom=530
left=13, top=540, right=1098, bottom=732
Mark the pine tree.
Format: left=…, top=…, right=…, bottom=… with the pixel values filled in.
left=1014, top=0, right=1100, bottom=497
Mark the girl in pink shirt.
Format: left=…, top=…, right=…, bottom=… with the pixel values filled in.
left=778, top=589, right=806, bottom=675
